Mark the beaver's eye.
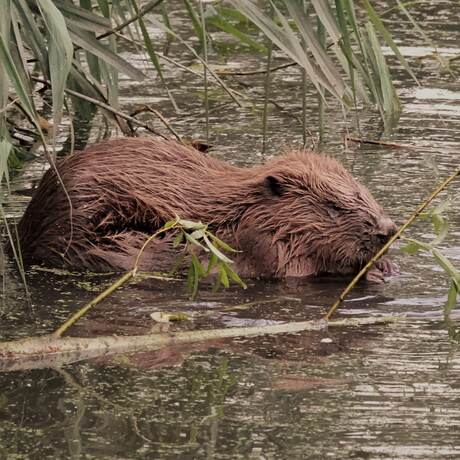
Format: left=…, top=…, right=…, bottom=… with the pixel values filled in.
left=327, top=201, right=343, bottom=212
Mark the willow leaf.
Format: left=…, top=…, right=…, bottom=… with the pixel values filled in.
left=203, top=234, right=233, bottom=264
left=187, top=262, right=199, bottom=299
left=431, top=248, right=460, bottom=285
left=218, top=264, right=230, bottom=288
left=445, top=281, right=458, bottom=317
left=224, top=264, right=247, bottom=289
left=431, top=213, right=449, bottom=246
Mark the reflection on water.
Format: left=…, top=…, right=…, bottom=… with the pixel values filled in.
left=1, top=0, right=460, bottom=458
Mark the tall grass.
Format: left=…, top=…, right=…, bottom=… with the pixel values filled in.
left=0, top=0, right=413, bottom=182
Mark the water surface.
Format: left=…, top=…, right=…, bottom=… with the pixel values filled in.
left=1, top=1, right=460, bottom=458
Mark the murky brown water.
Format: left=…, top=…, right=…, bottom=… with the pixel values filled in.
left=1, top=1, right=460, bottom=458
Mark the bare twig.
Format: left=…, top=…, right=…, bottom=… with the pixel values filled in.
left=346, top=136, right=416, bottom=149
left=216, top=61, right=296, bottom=76
left=151, top=18, right=245, bottom=107
left=325, top=168, right=460, bottom=321
left=130, top=105, right=182, bottom=141
left=97, top=0, right=165, bottom=41
left=32, top=77, right=168, bottom=139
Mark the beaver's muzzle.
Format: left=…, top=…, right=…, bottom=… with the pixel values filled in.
left=375, top=217, right=397, bottom=245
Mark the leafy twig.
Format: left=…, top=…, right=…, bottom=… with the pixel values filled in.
left=325, top=168, right=460, bottom=321
left=53, top=218, right=245, bottom=337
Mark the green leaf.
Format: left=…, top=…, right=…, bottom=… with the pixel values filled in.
left=178, top=218, right=206, bottom=230
left=0, top=139, right=12, bottom=184
left=431, top=248, right=460, bottom=284
left=185, top=232, right=208, bottom=252
left=129, top=0, right=177, bottom=110
left=191, top=253, right=206, bottom=277
left=364, top=22, right=401, bottom=129
left=187, top=262, right=199, bottom=299
left=68, top=27, right=145, bottom=81
left=168, top=253, right=185, bottom=276
left=433, top=197, right=452, bottom=215
left=10, top=11, right=35, bottom=98
left=218, top=264, right=230, bottom=288
left=216, top=6, right=251, bottom=24
left=55, top=0, right=112, bottom=32
left=431, top=213, right=449, bottom=246
left=203, top=234, right=233, bottom=264
left=285, top=0, right=348, bottom=99
left=205, top=253, right=218, bottom=275
left=0, top=34, right=36, bottom=122
left=13, top=0, right=48, bottom=75
left=162, top=218, right=180, bottom=230
left=360, top=0, right=418, bottom=84
left=0, top=0, right=11, bottom=121
left=37, top=0, right=74, bottom=144
left=209, top=234, right=238, bottom=253
left=224, top=263, right=247, bottom=289
left=172, top=231, right=184, bottom=248
left=207, top=14, right=267, bottom=54
left=183, top=0, right=204, bottom=47
left=190, top=229, right=206, bottom=240
left=311, top=0, right=341, bottom=43
left=444, top=281, right=459, bottom=318
left=232, top=0, right=339, bottom=99
left=400, top=238, right=431, bottom=254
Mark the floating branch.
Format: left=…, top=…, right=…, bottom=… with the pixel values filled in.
left=0, top=316, right=405, bottom=372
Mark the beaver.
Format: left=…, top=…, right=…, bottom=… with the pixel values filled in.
left=17, top=137, right=397, bottom=282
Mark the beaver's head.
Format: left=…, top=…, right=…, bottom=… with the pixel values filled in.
left=243, top=150, right=396, bottom=277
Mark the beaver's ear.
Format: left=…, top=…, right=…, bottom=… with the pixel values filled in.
left=264, top=175, right=284, bottom=197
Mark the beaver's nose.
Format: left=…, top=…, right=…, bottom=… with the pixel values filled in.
left=376, top=217, right=397, bottom=244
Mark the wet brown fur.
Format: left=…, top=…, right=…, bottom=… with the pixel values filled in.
left=18, top=137, right=396, bottom=278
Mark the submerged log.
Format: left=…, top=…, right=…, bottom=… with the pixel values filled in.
left=0, top=316, right=403, bottom=372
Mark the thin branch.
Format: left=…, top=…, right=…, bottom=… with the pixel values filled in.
left=346, top=136, right=416, bottom=149
left=216, top=61, right=296, bottom=76
left=97, top=0, right=165, bottom=41
left=325, top=168, right=460, bottom=321
left=31, top=77, right=168, bottom=139
left=130, top=105, right=182, bottom=141
left=53, top=220, right=179, bottom=337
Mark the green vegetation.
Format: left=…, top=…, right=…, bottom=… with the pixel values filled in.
left=0, top=0, right=412, bottom=182
left=401, top=199, right=460, bottom=321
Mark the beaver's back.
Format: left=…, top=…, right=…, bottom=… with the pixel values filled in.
left=17, top=138, right=242, bottom=270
